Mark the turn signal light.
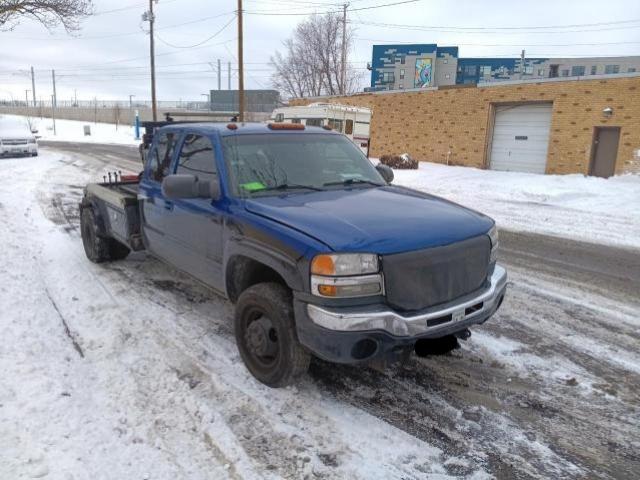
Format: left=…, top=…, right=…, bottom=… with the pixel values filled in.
left=318, top=285, right=338, bottom=296
left=311, top=255, right=335, bottom=275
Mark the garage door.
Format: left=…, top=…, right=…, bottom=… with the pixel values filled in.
left=489, top=104, right=553, bottom=174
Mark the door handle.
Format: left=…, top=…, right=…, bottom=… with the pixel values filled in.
left=164, top=201, right=174, bottom=211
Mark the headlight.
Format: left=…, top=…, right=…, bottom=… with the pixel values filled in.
left=311, top=253, right=382, bottom=298
left=488, top=225, right=499, bottom=263
left=311, top=253, right=378, bottom=276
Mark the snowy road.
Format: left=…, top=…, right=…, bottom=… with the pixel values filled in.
left=1, top=144, right=638, bottom=479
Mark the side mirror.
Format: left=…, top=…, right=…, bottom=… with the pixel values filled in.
left=375, top=164, right=394, bottom=184
left=162, top=174, right=220, bottom=200
left=31, top=128, right=38, bottom=134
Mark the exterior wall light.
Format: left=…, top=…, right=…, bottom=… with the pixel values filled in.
left=602, top=107, right=614, bottom=117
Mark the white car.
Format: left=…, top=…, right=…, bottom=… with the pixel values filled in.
left=0, top=118, right=38, bottom=157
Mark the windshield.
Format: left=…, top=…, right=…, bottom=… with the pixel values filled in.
left=222, top=133, right=384, bottom=197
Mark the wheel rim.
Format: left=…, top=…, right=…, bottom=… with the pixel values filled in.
left=242, top=307, right=280, bottom=370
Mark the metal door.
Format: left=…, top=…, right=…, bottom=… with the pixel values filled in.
left=590, top=127, right=620, bottom=178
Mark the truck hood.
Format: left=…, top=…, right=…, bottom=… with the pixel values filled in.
left=244, top=186, right=494, bottom=254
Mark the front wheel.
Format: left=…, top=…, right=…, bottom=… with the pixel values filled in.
left=235, top=283, right=310, bottom=387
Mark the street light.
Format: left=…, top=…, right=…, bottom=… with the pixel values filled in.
left=201, top=93, right=210, bottom=111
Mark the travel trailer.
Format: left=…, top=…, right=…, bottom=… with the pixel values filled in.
left=271, top=103, right=372, bottom=155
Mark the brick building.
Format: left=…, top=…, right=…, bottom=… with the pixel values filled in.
left=292, top=74, right=640, bottom=176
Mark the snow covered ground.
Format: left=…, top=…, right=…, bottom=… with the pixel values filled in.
left=390, top=162, right=640, bottom=250
left=1, top=147, right=638, bottom=478
left=0, top=150, right=478, bottom=479
left=0, top=113, right=139, bottom=146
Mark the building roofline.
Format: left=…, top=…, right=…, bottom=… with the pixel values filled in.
left=477, top=71, right=640, bottom=88
left=292, top=71, right=640, bottom=101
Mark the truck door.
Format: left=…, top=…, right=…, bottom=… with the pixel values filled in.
left=139, top=130, right=181, bottom=261
left=165, top=132, right=224, bottom=291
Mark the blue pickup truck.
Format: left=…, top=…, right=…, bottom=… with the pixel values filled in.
left=80, top=121, right=507, bottom=387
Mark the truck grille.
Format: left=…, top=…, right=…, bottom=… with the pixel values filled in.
left=2, top=139, right=28, bottom=145
left=382, top=235, right=491, bottom=312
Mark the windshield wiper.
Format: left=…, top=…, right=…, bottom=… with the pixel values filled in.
left=323, top=178, right=385, bottom=187
left=258, top=183, right=325, bottom=192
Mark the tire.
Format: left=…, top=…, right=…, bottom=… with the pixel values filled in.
left=81, top=207, right=111, bottom=263
left=235, top=282, right=310, bottom=387
left=108, top=238, right=130, bottom=260
left=80, top=207, right=130, bottom=263
left=414, top=335, right=460, bottom=357
left=32, top=152, right=38, bottom=157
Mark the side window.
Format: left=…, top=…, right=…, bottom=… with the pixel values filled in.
left=305, top=118, right=323, bottom=127
left=151, top=132, right=178, bottom=182
left=176, top=134, right=217, bottom=183
left=345, top=119, right=354, bottom=135
left=328, top=119, right=344, bottom=132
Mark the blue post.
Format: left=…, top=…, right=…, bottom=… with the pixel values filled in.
left=134, top=110, right=140, bottom=140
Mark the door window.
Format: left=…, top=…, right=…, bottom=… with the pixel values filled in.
left=345, top=119, right=354, bottom=135
left=150, top=132, right=178, bottom=182
left=176, top=134, right=217, bottom=183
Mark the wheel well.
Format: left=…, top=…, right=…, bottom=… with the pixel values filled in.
left=226, top=256, right=288, bottom=303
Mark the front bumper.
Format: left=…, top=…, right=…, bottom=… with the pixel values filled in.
left=0, top=144, right=38, bottom=156
left=295, top=265, right=507, bottom=363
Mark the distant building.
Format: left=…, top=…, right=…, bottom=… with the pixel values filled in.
left=209, top=89, right=280, bottom=113
left=368, top=44, right=640, bottom=91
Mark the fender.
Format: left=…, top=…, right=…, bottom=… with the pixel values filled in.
left=79, top=195, right=109, bottom=237
left=223, top=236, right=306, bottom=299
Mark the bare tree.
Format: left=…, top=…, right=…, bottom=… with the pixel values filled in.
left=0, top=0, right=92, bottom=31
left=270, top=13, right=363, bottom=99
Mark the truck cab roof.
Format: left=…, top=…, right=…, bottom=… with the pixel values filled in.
left=156, top=122, right=340, bottom=138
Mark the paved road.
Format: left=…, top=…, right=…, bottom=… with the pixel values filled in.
left=38, top=142, right=640, bottom=479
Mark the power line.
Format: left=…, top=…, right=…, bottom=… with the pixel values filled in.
left=349, top=19, right=640, bottom=35
left=245, top=0, right=421, bottom=16
left=355, top=17, right=640, bottom=31
left=155, top=15, right=236, bottom=49
left=354, top=37, right=640, bottom=47
left=0, top=11, right=237, bottom=41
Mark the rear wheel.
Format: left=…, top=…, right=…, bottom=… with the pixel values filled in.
left=80, top=207, right=130, bottom=263
left=235, top=283, right=310, bottom=387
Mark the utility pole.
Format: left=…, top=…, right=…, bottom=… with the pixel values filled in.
left=520, top=49, right=525, bottom=80
left=340, top=3, right=348, bottom=95
left=228, top=62, right=231, bottom=90
left=129, top=94, right=136, bottom=125
left=25, top=89, right=30, bottom=106
left=51, top=94, right=56, bottom=135
left=145, top=0, right=158, bottom=121
left=30, top=66, right=36, bottom=106
left=217, top=59, right=221, bottom=90
left=237, top=0, right=245, bottom=121
left=51, top=69, right=57, bottom=108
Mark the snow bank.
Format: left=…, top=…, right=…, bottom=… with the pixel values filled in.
left=0, top=113, right=139, bottom=146
left=390, top=161, right=640, bottom=249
